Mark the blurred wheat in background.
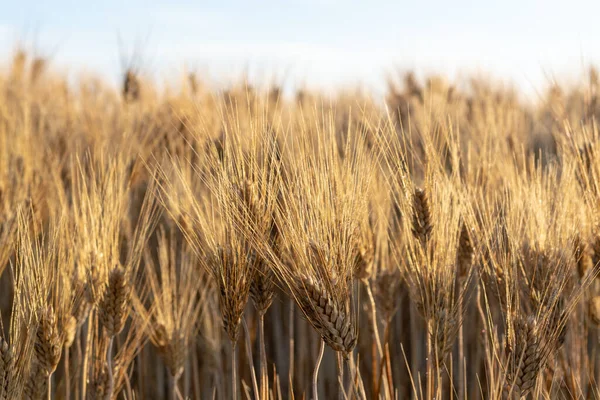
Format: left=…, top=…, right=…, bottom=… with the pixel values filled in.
left=0, top=46, right=600, bottom=400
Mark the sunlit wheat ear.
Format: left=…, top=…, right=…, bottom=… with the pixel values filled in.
left=432, top=309, right=459, bottom=365
left=34, top=305, right=62, bottom=375
left=72, top=280, right=91, bottom=328
left=505, top=314, right=543, bottom=397
left=352, top=227, right=374, bottom=281
left=245, top=192, right=276, bottom=316
left=99, top=266, right=130, bottom=337
left=84, top=258, right=104, bottom=306
left=249, top=255, right=275, bottom=315
left=411, top=187, right=433, bottom=248
left=63, top=315, right=77, bottom=349
left=213, top=246, right=250, bottom=343
left=236, top=177, right=277, bottom=315
left=296, top=276, right=357, bottom=356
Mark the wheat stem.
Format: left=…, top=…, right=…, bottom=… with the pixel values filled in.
left=364, top=280, right=383, bottom=357
left=65, top=347, right=70, bottom=400
left=426, top=319, right=433, bottom=400
left=337, top=352, right=347, bottom=400
left=313, top=340, right=325, bottom=400
left=242, top=318, right=260, bottom=400
left=288, top=300, right=295, bottom=398
left=259, top=313, right=268, bottom=400
left=231, top=342, right=238, bottom=400
left=105, top=337, right=115, bottom=400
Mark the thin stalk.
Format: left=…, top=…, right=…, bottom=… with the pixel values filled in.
left=81, top=318, right=92, bottom=398
left=409, top=305, right=420, bottom=396
left=458, top=302, right=465, bottom=400
left=169, top=373, right=178, bottom=400
left=65, top=347, right=70, bottom=400
left=136, top=352, right=145, bottom=400
left=364, top=280, right=383, bottom=357
left=347, top=353, right=366, bottom=400
left=384, top=323, right=394, bottom=399
left=191, top=348, right=201, bottom=399
left=47, top=375, right=52, bottom=400
left=242, top=318, right=260, bottom=400
left=259, top=313, right=268, bottom=400
left=375, top=319, right=393, bottom=399
left=125, top=373, right=134, bottom=400
left=105, top=337, right=115, bottom=400
left=231, top=341, right=238, bottom=400
left=426, top=320, right=433, bottom=400
left=183, top=358, right=190, bottom=398
left=337, top=353, right=346, bottom=400
left=371, top=339, right=377, bottom=399
left=75, top=329, right=81, bottom=400
left=288, top=300, right=295, bottom=398
left=313, top=340, right=325, bottom=400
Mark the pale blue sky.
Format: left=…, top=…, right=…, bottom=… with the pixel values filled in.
left=2, top=1, right=600, bottom=96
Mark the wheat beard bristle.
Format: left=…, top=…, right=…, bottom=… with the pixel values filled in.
left=99, top=267, right=130, bottom=337
left=298, top=277, right=357, bottom=356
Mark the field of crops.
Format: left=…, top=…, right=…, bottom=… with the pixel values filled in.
left=0, top=50, right=599, bottom=399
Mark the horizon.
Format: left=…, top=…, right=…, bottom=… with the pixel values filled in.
left=2, top=1, right=600, bottom=99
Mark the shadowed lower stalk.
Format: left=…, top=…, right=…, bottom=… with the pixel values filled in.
left=337, top=353, right=345, bottom=400
left=64, top=348, right=70, bottom=400
left=364, top=280, right=383, bottom=356
left=259, top=313, right=268, bottom=400
left=288, top=301, right=295, bottom=398
left=168, top=372, right=184, bottom=400
left=458, top=297, right=466, bottom=400
left=242, top=318, right=260, bottom=400
left=313, top=340, right=325, bottom=400
left=231, top=342, right=238, bottom=400
left=105, top=338, right=114, bottom=400
left=364, top=279, right=384, bottom=399
left=426, top=320, right=433, bottom=400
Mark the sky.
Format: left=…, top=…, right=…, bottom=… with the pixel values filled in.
left=2, top=0, right=600, bottom=97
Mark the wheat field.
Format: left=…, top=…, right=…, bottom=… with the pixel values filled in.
left=0, top=50, right=599, bottom=400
